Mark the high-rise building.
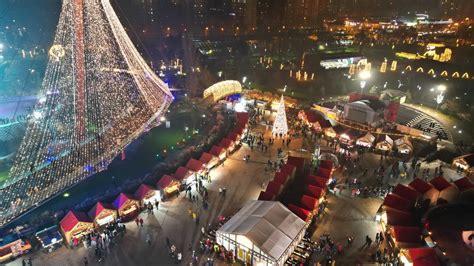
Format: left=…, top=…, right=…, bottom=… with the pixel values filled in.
left=439, top=0, right=474, bottom=19
left=256, top=0, right=285, bottom=30
left=283, top=0, right=321, bottom=29
left=231, top=0, right=257, bottom=31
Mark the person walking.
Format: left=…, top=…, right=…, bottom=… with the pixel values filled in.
left=166, top=237, right=171, bottom=248
left=84, top=257, right=88, bottom=266
left=379, top=232, right=385, bottom=244
left=139, top=218, right=144, bottom=227
left=135, top=217, right=139, bottom=227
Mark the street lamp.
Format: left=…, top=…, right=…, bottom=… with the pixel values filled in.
left=359, top=70, right=371, bottom=94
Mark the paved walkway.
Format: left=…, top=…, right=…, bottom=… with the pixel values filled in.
left=7, top=110, right=465, bottom=266
left=7, top=133, right=277, bottom=266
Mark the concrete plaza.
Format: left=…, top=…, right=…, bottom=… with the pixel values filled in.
left=6, top=116, right=464, bottom=266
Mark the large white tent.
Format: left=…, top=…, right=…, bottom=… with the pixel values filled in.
left=217, top=200, right=306, bottom=266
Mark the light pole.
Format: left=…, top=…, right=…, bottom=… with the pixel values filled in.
left=359, top=70, right=371, bottom=94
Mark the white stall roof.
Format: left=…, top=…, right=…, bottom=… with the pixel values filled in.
left=218, top=200, right=305, bottom=262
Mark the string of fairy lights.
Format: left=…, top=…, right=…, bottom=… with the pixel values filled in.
left=0, top=0, right=173, bottom=226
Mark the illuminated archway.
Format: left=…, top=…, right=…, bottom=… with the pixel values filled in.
left=203, top=80, right=242, bottom=102
left=416, top=67, right=424, bottom=73
left=405, top=65, right=412, bottom=71
left=441, top=70, right=448, bottom=77
left=462, top=73, right=469, bottom=79
left=452, top=72, right=460, bottom=78
left=428, top=69, right=435, bottom=75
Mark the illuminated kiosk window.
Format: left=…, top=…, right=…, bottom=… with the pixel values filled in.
left=203, top=80, right=242, bottom=102
left=96, top=214, right=114, bottom=226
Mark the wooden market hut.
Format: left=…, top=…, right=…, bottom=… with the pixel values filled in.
left=429, top=176, right=459, bottom=204
left=134, top=184, right=161, bottom=206
left=156, top=174, right=180, bottom=196
left=257, top=190, right=275, bottom=201
left=88, top=202, right=117, bottom=227
left=219, top=138, right=235, bottom=153
left=452, top=153, right=474, bottom=175
left=408, top=178, right=438, bottom=206
left=174, top=166, right=193, bottom=184
left=339, top=129, right=362, bottom=146
left=375, top=134, right=394, bottom=152
left=209, top=145, right=226, bottom=160
left=199, top=152, right=219, bottom=169
left=185, top=158, right=205, bottom=175
left=356, top=132, right=376, bottom=148
left=394, top=136, right=413, bottom=154
left=60, top=211, right=93, bottom=246
left=113, top=193, right=140, bottom=218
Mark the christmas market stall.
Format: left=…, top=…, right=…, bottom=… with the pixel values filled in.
left=134, top=184, right=161, bottom=206
left=209, top=145, right=226, bottom=160
left=274, top=171, right=290, bottom=186
left=34, top=225, right=63, bottom=252
left=375, top=134, right=394, bottom=152
left=287, top=156, right=306, bottom=172
left=409, top=178, right=439, bottom=206
left=391, top=184, right=421, bottom=205
left=429, top=176, right=459, bottom=204
left=173, top=166, right=194, bottom=184
left=305, top=185, right=325, bottom=202
left=394, top=136, right=413, bottom=154
left=454, top=177, right=474, bottom=201
left=227, top=132, right=241, bottom=145
left=216, top=200, right=306, bottom=266
left=156, top=174, right=180, bottom=197
left=113, top=193, right=140, bottom=219
left=305, top=175, right=328, bottom=190
left=280, top=164, right=296, bottom=179
left=390, top=226, right=423, bottom=248
left=0, top=234, right=31, bottom=263
left=88, top=202, right=118, bottom=227
left=356, top=132, right=375, bottom=148
left=219, top=138, right=235, bottom=153
left=339, top=129, right=362, bottom=147
left=185, top=158, right=205, bottom=176
left=297, top=109, right=332, bottom=133
left=399, top=247, right=440, bottom=266
left=266, top=180, right=284, bottom=197
left=59, top=211, right=93, bottom=246
left=199, top=152, right=219, bottom=169
left=325, top=124, right=345, bottom=139
left=258, top=190, right=275, bottom=201
left=376, top=193, right=414, bottom=225
left=451, top=153, right=474, bottom=175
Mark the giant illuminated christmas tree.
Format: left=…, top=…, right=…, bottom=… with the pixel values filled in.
left=272, top=95, right=288, bottom=136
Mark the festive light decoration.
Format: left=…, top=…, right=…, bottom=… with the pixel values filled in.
left=0, top=0, right=173, bottom=226
left=272, top=95, right=288, bottom=136
left=203, top=80, right=242, bottom=102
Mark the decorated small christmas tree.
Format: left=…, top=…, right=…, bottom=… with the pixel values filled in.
left=272, top=95, right=288, bottom=136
